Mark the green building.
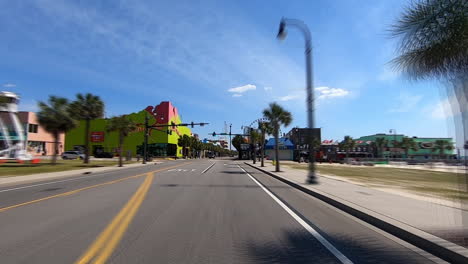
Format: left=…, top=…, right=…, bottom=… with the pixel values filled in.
left=355, top=133, right=456, bottom=159
left=65, top=101, right=192, bottom=158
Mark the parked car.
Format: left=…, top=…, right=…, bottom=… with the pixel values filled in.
left=61, top=151, right=85, bottom=160
left=208, top=152, right=215, bottom=159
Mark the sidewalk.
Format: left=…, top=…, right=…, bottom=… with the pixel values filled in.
left=245, top=161, right=468, bottom=262
left=0, top=161, right=161, bottom=187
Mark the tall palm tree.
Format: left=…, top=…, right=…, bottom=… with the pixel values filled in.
left=396, top=137, right=419, bottom=159
left=391, top=0, right=468, bottom=162
left=106, top=115, right=136, bottom=167
left=258, top=121, right=272, bottom=167
left=232, top=135, right=246, bottom=159
left=68, top=93, right=105, bottom=164
left=375, top=137, right=389, bottom=158
left=37, top=96, right=76, bottom=164
left=263, top=103, right=293, bottom=172
left=339, top=136, right=356, bottom=160
left=250, top=129, right=261, bottom=164
left=177, top=134, right=191, bottom=158
left=432, top=139, right=454, bottom=159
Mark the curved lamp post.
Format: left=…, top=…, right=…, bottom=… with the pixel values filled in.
left=277, top=17, right=317, bottom=184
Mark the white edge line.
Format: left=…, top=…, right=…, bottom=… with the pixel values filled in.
left=238, top=165, right=354, bottom=264
left=201, top=162, right=216, bottom=174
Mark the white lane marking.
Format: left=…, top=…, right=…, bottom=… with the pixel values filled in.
left=238, top=165, right=354, bottom=264
left=201, top=162, right=216, bottom=174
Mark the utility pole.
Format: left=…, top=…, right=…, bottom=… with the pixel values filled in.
left=143, top=113, right=148, bottom=164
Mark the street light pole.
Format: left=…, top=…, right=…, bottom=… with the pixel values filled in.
left=229, top=123, right=232, bottom=152
left=278, top=17, right=317, bottom=184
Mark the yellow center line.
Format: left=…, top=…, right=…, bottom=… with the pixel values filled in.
left=0, top=162, right=191, bottom=213
left=75, top=173, right=154, bottom=264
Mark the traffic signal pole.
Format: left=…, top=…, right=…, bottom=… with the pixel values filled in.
left=142, top=118, right=208, bottom=163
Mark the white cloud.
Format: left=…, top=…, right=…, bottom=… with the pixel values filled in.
left=232, top=94, right=242, bottom=97
left=2, top=83, right=16, bottom=88
left=388, top=92, right=423, bottom=113
left=264, top=86, right=272, bottom=91
left=277, top=94, right=299, bottom=101
left=315, top=86, right=350, bottom=99
left=9, top=0, right=307, bottom=105
left=227, top=84, right=256, bottom=94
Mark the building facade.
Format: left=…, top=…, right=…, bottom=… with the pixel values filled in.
left=0, top=112, right=65, bottom=156
left=285, top=127, right=321, bottom=161
left=265, top=137, right=294, bottom=160
left=354, top=134, right=456, bottom=159
left=65, top=101, right=191, bottom=158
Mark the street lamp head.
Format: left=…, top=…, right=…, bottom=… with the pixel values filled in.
left=277, top=19, right=287, bottom=40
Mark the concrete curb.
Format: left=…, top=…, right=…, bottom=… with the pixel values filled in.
left=244, top=162, right=468, bottom=264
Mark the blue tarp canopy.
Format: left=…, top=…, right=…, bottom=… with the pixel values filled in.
left=265, top=138, right=294, bottom=150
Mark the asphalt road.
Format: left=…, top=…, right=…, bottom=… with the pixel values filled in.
left=0, top=159, right=446, bottom=263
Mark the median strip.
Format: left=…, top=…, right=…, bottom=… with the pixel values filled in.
left=75, top=172, right=154, bottom=264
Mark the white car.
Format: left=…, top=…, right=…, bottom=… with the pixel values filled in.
left=61, top=151, right=85, bottom=160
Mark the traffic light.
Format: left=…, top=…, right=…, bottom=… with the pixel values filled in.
left=212, top=132, right=216, bottom=137
left=191, top=121, right=194, bottom=128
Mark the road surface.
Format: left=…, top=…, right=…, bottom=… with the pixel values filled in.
left=0, top=159, right=445, bottom=263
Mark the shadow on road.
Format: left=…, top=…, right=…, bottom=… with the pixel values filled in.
left=157, top=184, right=291, bottom=189
left=241, top=229, right=432, bottom=264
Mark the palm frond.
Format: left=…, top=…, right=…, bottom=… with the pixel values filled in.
left=390, top=0, right=468, bottom=79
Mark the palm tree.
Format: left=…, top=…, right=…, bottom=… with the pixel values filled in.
left=432, top=139, right=454, bottom=159
left=375, top=137, right=389, bottom=158
left=263, top=103, right=293, bottom=172
left=258, top=121, right=272, bottom=167
left=37, top=96, right=76, bottom=164
left=391, top=0, right=468, bottom=162
left=390, top=0, right=467, bottom=80
left=250, top=129, right=261, bottom=164
left=106, top=115, right=136, bottom=167
left=339, top=136, right=356, bottom=160
left=68, top=93, right=105, bottom=164
left=190, top=137, right=202, bottom=158
left=232, top=135, right=246, bottom=159
left=177, top=134, right=191, bottom=158
left=396, top=137, right=419, bottom=159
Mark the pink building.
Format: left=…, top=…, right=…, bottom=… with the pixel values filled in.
left=0, top=112, right=65, bottom=156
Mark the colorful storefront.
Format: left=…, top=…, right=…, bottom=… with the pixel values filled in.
left=64, top=101, right=191, bottom=158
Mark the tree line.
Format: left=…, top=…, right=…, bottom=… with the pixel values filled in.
left=177, top=134, right=236, bottom=159
left=339, top=136, right=454, bottom=160
left=37, top=93, right=152, bottom=167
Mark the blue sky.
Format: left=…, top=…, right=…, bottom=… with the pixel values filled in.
left=0, top=0, right=454, bottom=142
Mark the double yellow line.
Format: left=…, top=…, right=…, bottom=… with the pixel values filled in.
left=0, top=162, right=191, bottom=263
left=75, top=172, right=154, bottom=264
